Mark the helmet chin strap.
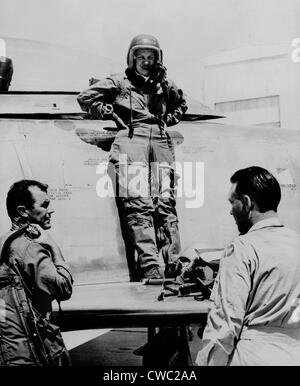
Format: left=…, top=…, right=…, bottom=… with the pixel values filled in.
left=134, top=69, right=150, bottom=80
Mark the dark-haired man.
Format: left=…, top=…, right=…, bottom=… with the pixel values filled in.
left=0, top=179, right=73, bottom=365
left=196, top=166, right=300, bottom=366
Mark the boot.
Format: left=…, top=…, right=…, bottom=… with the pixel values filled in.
left=129, top=224, right=161, bottom=277
left=160, top=220, right=182, bottom=278
left=143, top=265, right=163, bottom=279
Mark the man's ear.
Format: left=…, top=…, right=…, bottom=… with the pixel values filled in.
left=241, top=195, right=252, bottom=212
left=16, top=205, right=28, bottom=218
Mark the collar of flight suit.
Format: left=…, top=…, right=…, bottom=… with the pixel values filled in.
left=248, top=216, right=282, bottom=233
left=125, top=67, right=162, bottom=94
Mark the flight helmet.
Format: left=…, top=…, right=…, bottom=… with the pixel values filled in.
left=127, top=34, right=163, bottom=69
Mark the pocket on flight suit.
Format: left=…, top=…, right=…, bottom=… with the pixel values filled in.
left=109, top=133, right=150, bottom=198
left=150, top=132, right=180, bottom=197
left=109, top=131, right=148, bottom=165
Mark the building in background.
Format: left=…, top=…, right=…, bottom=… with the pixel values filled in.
left=2, top=37, right=299, bottom=131
left=202, top=43, right=300, bottom=130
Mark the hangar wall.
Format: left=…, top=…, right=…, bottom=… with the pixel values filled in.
left=202, top=43, right=300, bottom=130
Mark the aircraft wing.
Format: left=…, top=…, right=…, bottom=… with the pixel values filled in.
left=53, top=281, right=210, bottom=331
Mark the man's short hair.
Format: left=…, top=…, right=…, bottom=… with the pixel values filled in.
left=230, top=166, right=281, bottom=212
left=6, top=179, right=48, bottom=220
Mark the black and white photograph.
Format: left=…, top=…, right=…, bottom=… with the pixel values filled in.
left=0, top=0, right=300, bottom=375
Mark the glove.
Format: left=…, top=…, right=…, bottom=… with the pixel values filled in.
left=90, top=102, right=129, bottom=131
left=164, top=260, right=183, bottom=278
left=166, top=113, right=179, bottom=127
left=149, top=62, right=167, bottom=86
left=89, top=101, right=114, bottom=120
left=179, top=256, right=216, bottom=288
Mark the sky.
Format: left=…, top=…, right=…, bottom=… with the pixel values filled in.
left=0, top=0, right=299, bottom=96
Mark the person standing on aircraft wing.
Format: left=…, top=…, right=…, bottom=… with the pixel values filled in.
left=196, top=167, right=300, bottom=366
left=77, top=34, right=187, bottom=280
left=0, top=180, right=73, bottom=366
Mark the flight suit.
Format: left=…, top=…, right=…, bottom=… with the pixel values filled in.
left=0, top=225, right=73, bottom=365
left=78, top=68, right=187, bottom=277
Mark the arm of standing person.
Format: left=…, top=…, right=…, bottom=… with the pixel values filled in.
left=77, top=78, right=116, bottom=118
left=165, top=80, right=188, bottom=127
left=195, top=239, right=252, bottom=366
left=77, top=77, right=129, bottom=129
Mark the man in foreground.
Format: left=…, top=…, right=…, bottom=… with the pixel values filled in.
left=196, top=166, right=300, bottom=366
left=0, top=179, right=73, bottom=365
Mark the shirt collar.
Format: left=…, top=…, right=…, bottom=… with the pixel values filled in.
left=248, top=216, right=282, bottom=233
